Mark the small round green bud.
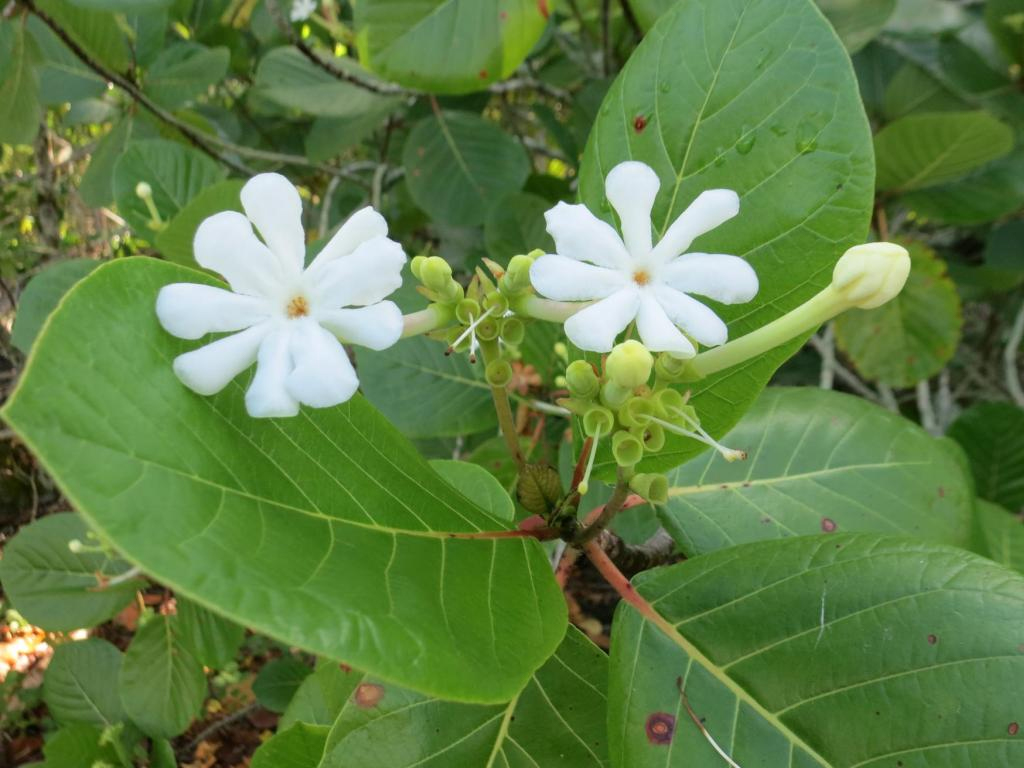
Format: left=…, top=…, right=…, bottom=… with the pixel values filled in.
left=483, top=291, right=509, bottom=315
left=455, top=298, right=481, bottom=325
left=476, top=317, right=500, bottom=341
left=501, top=317, right=525, bottom=346
left=554, top=342, right=568, bottom=362
left=502, top=254, right=536, bottom=293
left=653, top=387, right=687, bottom=419
left=68, top=539, right=84, bottom=553
left=629, top=473, right=669, bottom=504
left=135, top=181, right=152, bottom=199
left=612, top=431, right=644, bottom=468
left=421, top=256, right=453, bottom=292
left=606, top=340, right=653, bottom=389
left=619, top=396, right=654, bottom=428
left=486, top=359, right=513, bottom=387
left=600, top=380, right=633, bottom=410
left=566, top=360, right=599, bottom=400
left=410, top=254, right=427, bottom=280
left=631, top=422, right=665, bottom=452
left=583, top=405, right=614, bottom=437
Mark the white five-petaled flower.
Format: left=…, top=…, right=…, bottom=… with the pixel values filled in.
left=156, top=173, right=406, bottom=418
left=529, top=161, right=758, bottom=356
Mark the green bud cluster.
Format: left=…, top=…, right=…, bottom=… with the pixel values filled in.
left=498, top=250, right=542, bottom=296
left=411, top=255, right=464, bottom=304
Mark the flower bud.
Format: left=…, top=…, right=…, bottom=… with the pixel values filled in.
left=410, top=254, right=427, bottom=280
left=455, top=298, right=481, bottom=325
left=420, top=256, right=454, bottom=292
left=606, top=340, right=653, bottom=389
left=566, top=360, right=599, bottom=399
left=654, top=351, right=694, bottom=382
left=601, top=380, right=632, bottom=410
left=631, top=422, right=665, bottom=452
left=485, top=359, right=512, bottom=387
left=582, top=405, right=614, bottom=437
left=629, top=473, right=668, bottom=504
left=502, top=253, right=537, bottom=294
left=612, top=431, right=644, bottom=468
left=831, top=242, right=910, bottom=310
left=135, top=181, right=152, bottom=199
left=501, top=317, right=525, bottom=346
left=439, top=280, right=464, bottom=303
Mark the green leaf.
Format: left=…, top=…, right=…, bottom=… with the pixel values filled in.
left=874, top=110, right=1014, bottom=192
left=354, top=0, right=549, bottom=94
left=26, top=16, right=106, bottom=105
left=2, top=258, right=566, bottom=704
left=35, top=0, right=129, bottom=72
left=660, top=388, right=972, bottom=555
left=483, top=192, right=555, bottom=262
left=64, top=0, right=172, bottom=11
left=881, top=63, right=968, bottom=120
left=0, top=513, right=142, bottom=631
left=10, top=259, right=100, bottom=354
left=253, top=47, right=392, bottom=118
left=609, top=534, right=1024, bottom=766
left=430, top=459, right=515, bottom=522
left=254, top=657, right=314, bottom=713
left=112, top=139, right=225, bottom=235
left=948, top=402, right=1024, bottom=511
left=817, top=0, right=896, bottom=53
left=903, top=150, right=1024, bottom=226
left=581, top=0, right=874, bottom=473
left=834, top=239, right=961, bottom=387
left=321, top=627, right=608, bottom=767
left=44, top=639, right=126, bottom=727
left=41, top=723, right=122, bottom=768
left=80, top=118, right=134, bottom=208
left=984, top=220, right=1024, bottom=272
left=305, top=101, right=403, bottom=163
left=402, top=111, right=531, bottom=227
left=356, top=335, right=498, bottom=439
left=252, top=723, right=330, bottom=768
left=119, top=615, right=207, bottom=738
left=884, top=0, right=972, bottom=35
left=986, top=0, right=1024, bottom=66
left=0, top=21, right=42, bottom=146
left=975, top=500, right=1024, bottom=573
left=625, top=0, right=675, bottom=30
left=146, top=42, right=230, bottom=108
left=154, top=180, right=245, bottom=267
left=176, top=598, right=246, bottom=669
left=280, top=661, right=362, bottom=730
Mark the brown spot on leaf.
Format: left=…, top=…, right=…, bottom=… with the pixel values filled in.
left=354, top=683, right=385, bottom=709
left=339, top=663, right=352, bottom=673
left=479, top=69, right=489, bottom=79
left=927, top=634, right=938, bottom=645
left=1010, top=722, right=1020, bottom=736
left=938, top=486, right=946, bottom=498
left=633, top=115, right=648, bottom=133
left=645, top=712, right=675, bottom=745
left=821, top=517, right=837, bottom=533
left=499, top=10, right=508, bottom=20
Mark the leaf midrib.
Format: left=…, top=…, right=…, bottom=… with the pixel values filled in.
left=667, top=460, right=931, bottom=496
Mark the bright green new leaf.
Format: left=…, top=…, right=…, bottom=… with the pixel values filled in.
left=2, top=258, right=566, bottom=703
left=402, top=111, right=531, bottom=227
left=874, top=110, right=1014, bottom=192
left=0, top=513, right=143, bottom=631
left=0, top=21, right=42, bottom=146
left=580, top=0, right=874, bottom=473
left=44, top=639, right=126, bottom=727
left=176, top=598, right=246, bottom=669
left=975, top=499, right=1024, bottom=573
left=948, top=401, right=1024, bottom=511
left=10, top=259, right=100, bottom=353
left=834, top=240, right=961, bottom=387
left=119, top=614, right=207, bottom=738
left=660, top=388, right=972, bottom=555
left=610, top=534, right=1024, bottom=766
left=154, top=180, right=245, bottom=267
left=146, top=42, right=230, bottom=108
left=355, top=0, right=549, bottom=93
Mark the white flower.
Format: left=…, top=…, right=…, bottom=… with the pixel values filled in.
left=529, top=161, right=758, bottom=356
left=156, top=173, right=406, bottom=418
left=289, top=0, right=316, bottom=22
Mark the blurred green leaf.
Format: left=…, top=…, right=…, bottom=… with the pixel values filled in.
left=35, top=0, right=129, bottom=72
left=985, top=0, right=1024, bottom=66
left=11, top=259, right=100, bottom=353
left=884, top=0, right=971, bottom=35
left=0, top=21, right=42, bottom=146
left=26, top=16, right=105, bottom=104
left=483, top=192, right=554, bottom=262
left=80, top=117, right=134, bottom=208
left=817, top=0, right=896, bottom=53
left=903, top=150, right=1024, bottom=225
left=948, top=402, right=1024, bottom=511
left=975, top=499, right=1024, bottom=573
left=254, top=657, right=313, bottom=713
left=984, top=219, right=1024, bottom=272
left=882, top=63, right=968, bottom=120
left=146, top=42, right=230, bottom=108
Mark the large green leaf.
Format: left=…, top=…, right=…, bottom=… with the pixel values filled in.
left=975, top=500, right=1024, bottom=573
left=609, top=534, right=1024, bottom=766
left=119, top=614, right=207, bottom=738
left=3, top=258, right=565, bottom=703
left=354, top=0, right=549, bottom=94
left=0, top=21, right=42, bottom=146
left=874, top=110, right=1014, bottom=192
left=948, top=402, right=1024, bottom=512
left=660, top=388, right=972, bottom=555
left=0, top=513, right=143, bottom=631
left=146, top=42, right=230, bottom=108
left=44, top=639, right=126, bottom=727
left=112, top=139, right=225, bottom=235
left=834, top=239, right=961, bottom=387
left=356, top=335, right=498, bottom=439
left=402, top=111, right=531, bottom=227
left=10, top=259, right=100, bottom=354
left=580, top=0, right=874, bottom=472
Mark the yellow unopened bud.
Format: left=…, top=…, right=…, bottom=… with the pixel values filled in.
left=606, top=340, right=653, bottom=389
left=831, top=242, right=910, bottom=309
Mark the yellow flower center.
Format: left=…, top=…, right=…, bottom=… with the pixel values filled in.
left=286, top=295, right=310, bottom=318
left=633, top=269, right=651, bottom=286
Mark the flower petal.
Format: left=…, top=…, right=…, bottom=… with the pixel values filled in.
left=309, top=236, right=405, bottom=309
left=649, top=189, right=740, bottom=265
left=318, top=301, right=403, bottom=350
left=660, top=252, right=758, bottom=304
left=194, top=211, right=292, bottom=299
left=245, top=326, right=299, bottom=418
left=529, top=254, right=628, bottom=301
left=544, top=202, right=630, bottom=269
left=156, top=283, right=271, bottom=340
left=652, top=284, right=728, bottom=348
left=286, top=319, right=359, bottom=408
left=605, top=161, right=659, bottom=257
left=563, top=286, right=640, bottom=352
left=636, top=293, right=696, bottom=357
left=172, top=322, right=271, bottom=396
left=308, top=207, right=389, bottom=269
left=240, top=173, right=307, bottom=273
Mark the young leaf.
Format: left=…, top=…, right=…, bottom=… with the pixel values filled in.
left=0, top=513, right=142, bottom=631
left=10, top=259, right=100, bottom=354
left=2, top=258, right=566, bottom=704
left=609, top=535, right=1024, bottom=766
left=948, top=402, right=1024, bottom=511
left=660, top=388, right=972, bottom=555
left=580, top=0, right=874, bottom=473
left=44, top=639, right=126, bottom=727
